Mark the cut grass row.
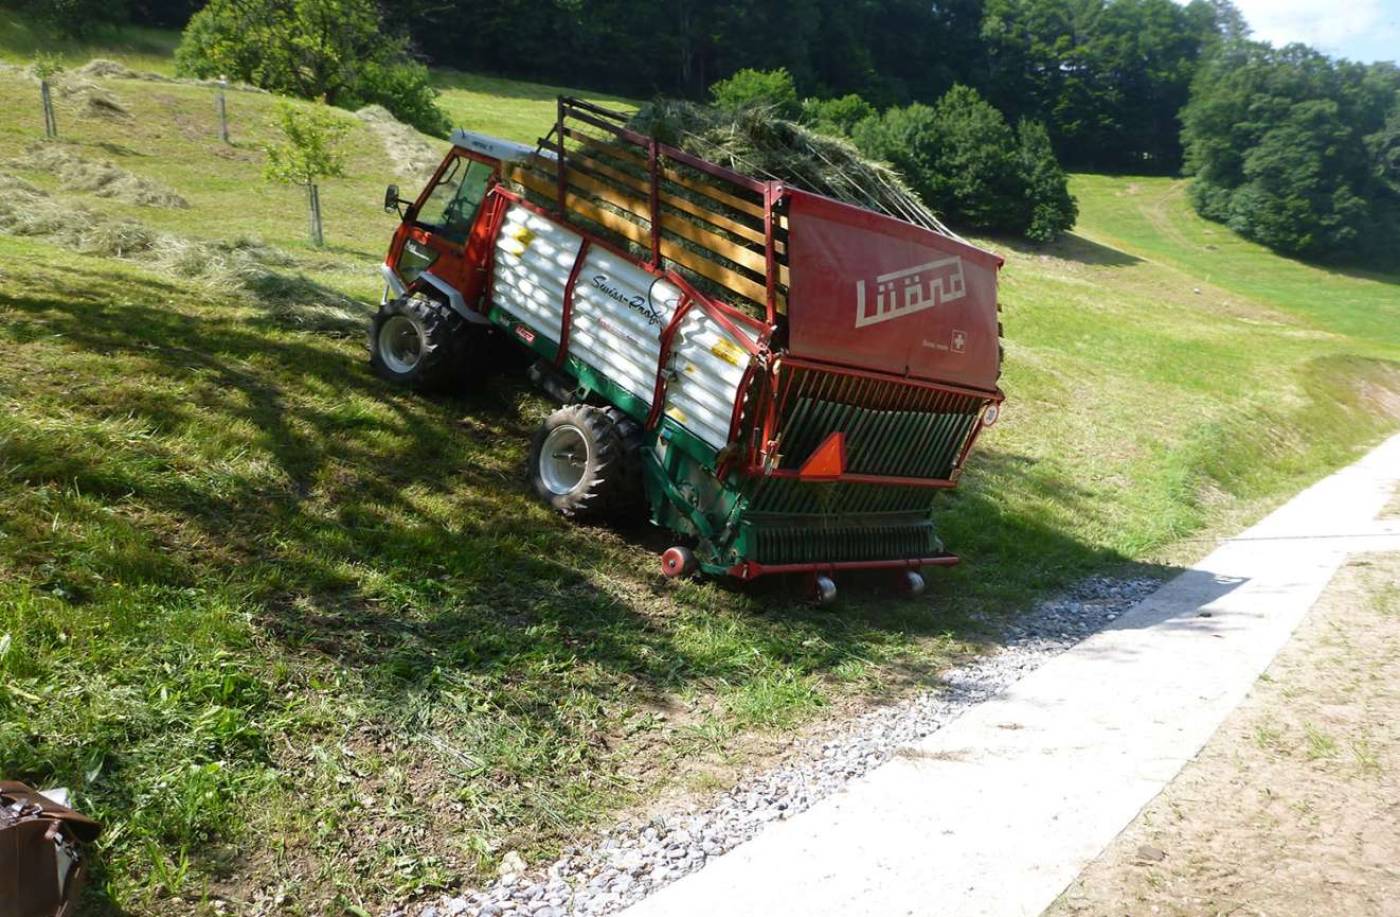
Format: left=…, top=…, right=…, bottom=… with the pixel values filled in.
left=1, top=51, right=1399, bottom=915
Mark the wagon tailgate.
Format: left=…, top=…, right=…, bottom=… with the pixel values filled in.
left=783, top=189, right=1003, bottom=393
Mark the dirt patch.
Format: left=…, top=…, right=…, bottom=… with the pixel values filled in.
left=1050, top=552, right=1400, bottom=917
left=10, top=143, right=188, bottom=208
left=357, top=104, right=445, bottom=181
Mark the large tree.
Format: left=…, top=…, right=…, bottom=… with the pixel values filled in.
left=978, top=0, right=1228, bottom=172
left=1181, top=41, right=1400, bottom=261
left=175, top=0, right=450, bottom=135
left=852, top=84, right=1077, bottom=240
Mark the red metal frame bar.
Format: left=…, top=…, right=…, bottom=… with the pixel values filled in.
left=473, top=190, right=512, bottom=311
left=554, top=99, right=568, bottom=217
left=759, top=469, right=959, bottom=488
left=727, top=554, right=960, bottom=581
left=948, top=412, right=997, bottom=483
left=777, top=354, right=1005, bottom=402
left=715, top=358, right=762, bottom=481
left=661, top=270, right=770, bottom=342
left=762, top=182, right=779, bottom=325
left=559, top=96, right=628, bottom=120
left=645, top=294, right=695, bottom=431
left=648, top=138, right=662, bottom=268
left=555, top=239, right=590, bottom=367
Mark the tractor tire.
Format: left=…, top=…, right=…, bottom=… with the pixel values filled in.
left=369, top=294, right=480, bottom=391
left=528, top=404, right=643, bottom=522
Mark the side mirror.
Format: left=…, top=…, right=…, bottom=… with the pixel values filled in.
left=384, top=183, right=403, bottom=215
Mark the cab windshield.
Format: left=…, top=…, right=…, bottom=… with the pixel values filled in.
left=416, top=156, right=493, bottom=243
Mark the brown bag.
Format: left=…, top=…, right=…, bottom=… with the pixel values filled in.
left=0, top=782, right=102, bottom=917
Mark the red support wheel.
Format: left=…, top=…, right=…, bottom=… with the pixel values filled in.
left=660, top=546, right=697, bottom=578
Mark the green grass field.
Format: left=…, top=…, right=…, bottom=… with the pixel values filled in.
left=2, top=25, right=1399, bottom=916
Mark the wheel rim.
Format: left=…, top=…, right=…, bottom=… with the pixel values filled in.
left=379, top=314, right=423, bottom=374
left=540, top=424, right=590, bottom=495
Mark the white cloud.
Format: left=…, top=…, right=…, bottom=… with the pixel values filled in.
left=1227, top=0, right=1400, bottom=61
left=1243, top=0, right=1394, bottom=52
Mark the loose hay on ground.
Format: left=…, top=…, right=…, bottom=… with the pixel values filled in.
left=52, top=76, right=131, bottom=120
left=0, top=173, right=367, bottom=332
left=11, top=143, right=188, bottom=208
left=74, top=58, right=169, bottom=82
left=356, top=104, right=444, bottom=182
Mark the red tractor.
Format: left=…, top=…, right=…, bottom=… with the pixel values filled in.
left=373, top=99, right=1004, bottom=602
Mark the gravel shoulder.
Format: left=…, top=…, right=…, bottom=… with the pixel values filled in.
left=1049, top=552, right=1400, bottom=917
left=417, top=574, right=1162, bottom=917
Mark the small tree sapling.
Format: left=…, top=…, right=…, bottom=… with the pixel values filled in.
left=33, top=54, right=63, bottom=139
left=263, top=101, right=348, bottom=248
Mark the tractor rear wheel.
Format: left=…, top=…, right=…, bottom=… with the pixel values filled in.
left=369, top=294, right=479, bottom=391
left=528, top=404, right=642, bottom=522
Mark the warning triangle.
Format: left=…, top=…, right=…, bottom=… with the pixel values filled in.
left=798, top=432, right=846, bottom=479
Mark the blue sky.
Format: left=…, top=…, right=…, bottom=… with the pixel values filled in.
left=1213, top=0, right=1400, bottom=63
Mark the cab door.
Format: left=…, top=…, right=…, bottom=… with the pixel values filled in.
left=395, top=153, right=498, bottom=302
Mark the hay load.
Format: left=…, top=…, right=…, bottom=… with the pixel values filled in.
left=627, top=99, right=958, bottom=238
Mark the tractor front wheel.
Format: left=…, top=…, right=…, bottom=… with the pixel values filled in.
left=528, top=404, right=642, bottom=522
left=369, top=295, right=476, bottom=391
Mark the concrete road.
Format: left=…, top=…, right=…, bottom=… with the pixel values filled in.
left=622, top=433, right=1400, bottom=917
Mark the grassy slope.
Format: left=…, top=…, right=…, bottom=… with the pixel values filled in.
left=2, top=30, right=1400, bottom=916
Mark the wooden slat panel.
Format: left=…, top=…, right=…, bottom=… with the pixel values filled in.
left=665, top=193, right=766, bottom=246
left=507, top=166, right=651, bottom=248
left=660, top=164, right=766, bottom=219
left=559, top=163, right=653, bottom=226
left=568, top=132, right=646, bottom=166
left=660, top=213, right=767, bottom=274
left=526, top=154, right=778, bottom=260
left=551, top=144, right=769, bottom=246
left=553, top=164, right=773, bottom=292
left=507, top=164, right=775, bottom=310
left=569, top=132, right=767, bottom=219
left=660, top=240, right=768, bottom=305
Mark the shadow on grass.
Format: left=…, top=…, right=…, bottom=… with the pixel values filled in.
left=0, top=260, right=1182, bottom=910
left=995, top=231, right=1144, bottom=268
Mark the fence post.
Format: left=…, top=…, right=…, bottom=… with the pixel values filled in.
left=216, top=76, right=230, bottom=144
left=308, top=183, right=324, bottom=247
left=40, top=79, right=56, bottom=139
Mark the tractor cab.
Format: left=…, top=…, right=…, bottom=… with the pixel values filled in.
left=380, top=130, right=549, bottom=311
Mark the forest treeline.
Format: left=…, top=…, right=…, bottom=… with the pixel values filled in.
left=7, top=0, right=1253, bottom=173
left=16, top=0, right=1400, bottom=262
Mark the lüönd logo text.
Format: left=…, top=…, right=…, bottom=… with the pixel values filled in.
left=854, top=257, right=966, bottom=328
